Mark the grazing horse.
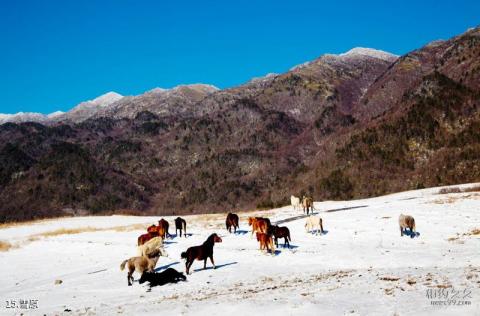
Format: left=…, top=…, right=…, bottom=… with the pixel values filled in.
left=139, top=268, right=187, bottom=287
left=305, top=215, right=324, bottom=235
left=120, top=248, right=168, bottom=286
left=181, top=233, right=222, bottom=275
left=248, top=217, right=270, bottom=236
left=158, top=219, right=171, bottom=239
left=256, top=232, right=275, bottom=254
left=226, top=213, right=239, bottom=233
left=302, top=196, right=314, bottom=215
left=175, top=217, right=187, bottom=237
left=291, top=195, right=301, bottom=211
left=138, top=231, right=159, bottom=246
left=268, top=225, right=291, bottom=248
left=399, top=214, right=416, bottom=237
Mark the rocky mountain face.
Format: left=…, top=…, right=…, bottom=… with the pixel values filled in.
left=0, top=27, right=479, bottom=222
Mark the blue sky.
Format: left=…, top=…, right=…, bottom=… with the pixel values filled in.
left=1, top=1, right=479, bottom=114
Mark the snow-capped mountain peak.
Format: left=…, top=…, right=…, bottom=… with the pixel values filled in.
left=339, top=47, right=398, bottom=61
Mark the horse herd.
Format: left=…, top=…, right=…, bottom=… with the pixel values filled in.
left=120, top=205, right=418, bottom=288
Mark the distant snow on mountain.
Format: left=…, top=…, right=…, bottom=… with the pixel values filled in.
left=339, top=47, right=398, bottom=62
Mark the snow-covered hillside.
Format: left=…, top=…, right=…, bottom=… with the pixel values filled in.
left=0, top=184, right=479, bottom=315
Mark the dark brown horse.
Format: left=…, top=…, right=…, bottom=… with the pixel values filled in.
left=175, top=217, right=187, bottom=237
left=158, top=218, right=171, bottom=239
left=226, top=213, right=239, bottom=233
left=180, top=233, right=222, bottom=274
left=268, top=225, right=291, bottom=248
left=137, top=231, right=159, bottom=246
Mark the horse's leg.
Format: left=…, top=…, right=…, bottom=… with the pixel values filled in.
left=210, top=256, right=216, bottom=269
left=400, top=226, right=403, bottom=236
left=204, top=259, right=207, bottom=269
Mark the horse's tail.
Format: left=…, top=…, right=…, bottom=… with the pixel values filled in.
left=120, top=259, right=128, bottom=271
left=180, top=251, right=187, bottom=260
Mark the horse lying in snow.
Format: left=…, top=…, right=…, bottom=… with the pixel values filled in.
left=139, top=268, right=186, bottom=287
left=137, top=236, right=164, bottom=257
left=399, top=214, right=416, bottom=237
left=305, top=215, right=324, bottom=235
left=120, top=248, right=168, bottom=286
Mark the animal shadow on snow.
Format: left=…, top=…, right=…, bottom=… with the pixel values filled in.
left=234, top=230, right=248, bottom=235
left=154, top=261, right=180, bottom=272
left=193, top=261, right=238, bottom=272
left=309, top=229, right=328, bottom=235
left=163, top=240, right=178, bottom=245
left=402, top=230, right=421, bottom=238
left=174, top=233, right=193, bottom=238
left=280, top=244, right=299, bottom=249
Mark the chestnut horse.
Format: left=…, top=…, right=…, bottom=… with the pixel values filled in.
left=158, top=219, right=171, bottom=239
left=256, top=232, right=275, bottom=254
left=268, top=225, right=291, bottom=248
left=180, top=233, right=222, bottom=274
left=175, top=217, right=187, bottom=237
left=138, top=231, right=159, bottom=246
left=248, top=217, right=270, bottom=236
left=226, top=213, right=239, bottom=233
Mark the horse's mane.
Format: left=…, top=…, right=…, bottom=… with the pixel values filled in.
left=203, top=233, right=217, bottom=246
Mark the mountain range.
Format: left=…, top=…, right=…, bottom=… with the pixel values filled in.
left=1, top=27, right=479, bottom=222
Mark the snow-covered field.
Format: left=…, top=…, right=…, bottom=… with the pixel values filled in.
left=1, top=184, right=479, bottom=316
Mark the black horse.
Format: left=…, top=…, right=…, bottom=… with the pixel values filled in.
left=181, top=233, right=222, bottom=274
left=175, top=217, right=187, bottom=237
left=139, top=268, right=186, bottom=287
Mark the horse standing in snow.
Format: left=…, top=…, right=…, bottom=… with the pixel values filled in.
left=175, top=217, right=187, bottom=237
left=291, top=195, right=301, bottom=212
left=137, top=236, right=164, bottom=257
left=181, top=233, right=222, bottom=274
left=399, top=214, right=416, bottom=237
left=305, top=215, right=324, bottom=235
left=268, top=225, right=291, bottom=248
left=226, top=213, right=239, bottom=233
left=120, top=248, right=168, bottom=286
left=302, top=196, right=314, bottom=215
left=158, top=218, right=171, bottom=239
left=256, top=232, right=275, bottom=254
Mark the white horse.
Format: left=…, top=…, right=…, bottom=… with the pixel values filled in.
left=305, top=215, right=324, bottom=235
left=291, top=195, right=301, bottom=211
left=137, top=236, right=165, bottom=257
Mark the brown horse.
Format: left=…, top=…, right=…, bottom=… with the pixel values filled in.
left=158, top=218, right=171, bottom=239
left=226, top=213, right=239, bottom=233
left=268, top=225, right=291, bottom=248
left=302, top=196, right=314, bottom=215
left=138, top=231, right=159, bottom=246
left=256, top=232, right=275, bottom=254
left=180, top=233, right=222, bottom=274
left=248, top=217, right=270, bottom=236
left=175, top=217, right=187, bottom=237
